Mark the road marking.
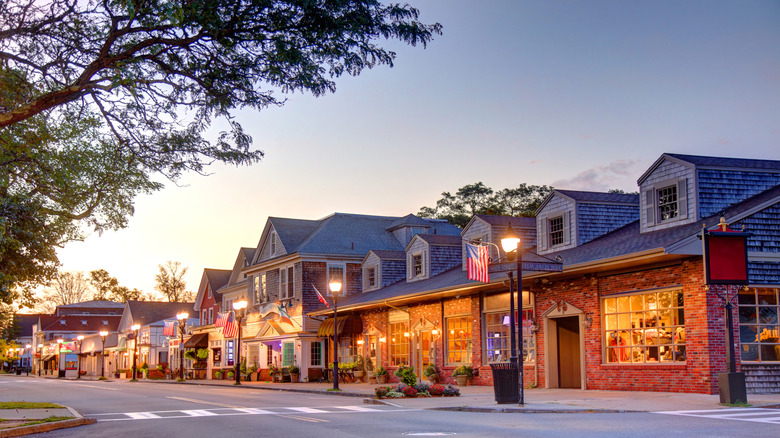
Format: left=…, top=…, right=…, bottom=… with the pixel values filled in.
left=656, top=408, right=780, bottom=424
left=235, top=408, right=274, bottom=415
left=287, top=407, right=328, bottom=414
left=335, top=405, right=383, bottom=412
left=63, top=383, right=120, bottom=391
left=279, top=415, right=330, bottom=423
left=182, top=409, right=219, bottom=417
left=166, top=396, right=241, bottom=408
left=126, top=412, right=160, bottom=419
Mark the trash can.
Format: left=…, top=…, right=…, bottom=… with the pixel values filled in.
left=490, top=362, right=519, bottom=404
left=15, top=368, right=22, bottom=375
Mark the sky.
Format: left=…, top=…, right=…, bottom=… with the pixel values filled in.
left=54, top=0, right=780, bottom=299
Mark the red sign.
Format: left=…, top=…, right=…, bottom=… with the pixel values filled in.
left=703, top=230, right=750, bottom=285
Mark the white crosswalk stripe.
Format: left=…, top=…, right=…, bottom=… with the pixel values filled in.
left=93, top=405, right=408, bottom=422
left=656, top=408, right=780, bottom=424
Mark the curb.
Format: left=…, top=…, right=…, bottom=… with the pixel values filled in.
left=139, top=379, right=375, bottom=398
left=426, top=406, right=640, bottom=414
left=0, top=418, right=96, bottom=437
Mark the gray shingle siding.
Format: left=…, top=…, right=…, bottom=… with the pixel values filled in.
left=698, top=169, right=780, bottom=219
left=381, top=259, right=406, bottom=287
left=748, top=261, right=780, bottom=284
left=430, top=245, right=461, bottom=277
left=733, top=202, right=780, bottom=253
left=577, top=203, right=639, bottom=245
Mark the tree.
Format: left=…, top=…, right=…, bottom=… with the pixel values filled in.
left=0, top=0, right=441, bottom=302
left=36, top=271, right=92, bottom=313
left=419, top=182, right=552, bottom=228
left=155, top=261, right=192, bottom=302
left=89, top=269, right=149, bottom=302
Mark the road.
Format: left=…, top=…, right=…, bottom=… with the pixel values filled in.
left=1, top=377, right=779, bottom=437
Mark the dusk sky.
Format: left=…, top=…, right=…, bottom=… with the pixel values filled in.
left=55, top=1, right=780, bottom=298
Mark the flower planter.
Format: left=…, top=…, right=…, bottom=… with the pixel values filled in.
left=427, top=373, right=439, bottom=384
left=376, top=374, right=387, bottom=384
left=290, top=372, right=299, bottom=383
left=455, top=375, right=469, bottom=386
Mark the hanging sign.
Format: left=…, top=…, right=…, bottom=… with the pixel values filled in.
left=702, top=220, right=751, bottom=285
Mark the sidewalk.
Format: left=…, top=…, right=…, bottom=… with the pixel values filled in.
left=13, top=375, right=780, bottom=413
left=43, top=374, right=780, bottom=414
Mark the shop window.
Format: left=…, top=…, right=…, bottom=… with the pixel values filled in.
left=311, top=342, right=322, bottom=366
left=226, top=340, right=234, bottom=366
left=338, top=335, right=358, bottom=364
left=603, top=289, right=685, bottom=364
left=446, top=316, right=472, bottom=364
left=389, top=322, right=409, bottom=366
left=483, top=292, right=535, bottom=363
left=738, top=288, right=779, bottom=362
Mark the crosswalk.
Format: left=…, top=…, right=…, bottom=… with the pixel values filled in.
left=92, top=405, right=408, bottom=422
left=656, top=408, right=780, bottom=424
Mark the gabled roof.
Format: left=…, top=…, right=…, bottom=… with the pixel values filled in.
left=56, top=300, right=125, bottom=309
left=268, top=217, right=322, bottom=254
left=547, top=184, right=780, bottom=267
left=194, top=268, right=231, bottom=311
left=413, top=234, right=462, bottom=246
left=638, top=153, right=780, bottom=185
left=555, top=190, right=639, bottom=205
left=472, top=215, right=536, bottom=228
left=369, top=250, right=406, bottom=260
left=124, top=301, right=195, bottom=328
left=387, top=214, right=432, bottom=230
left=15, top=314, right=46, bottom=337
left=37, top=315, right=121, bottom=332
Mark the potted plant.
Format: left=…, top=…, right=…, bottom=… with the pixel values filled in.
left=214, top=370, right=223, bottom=380
left=140, top=362, right=149, bottom=379
left=269, top=363, right=281, bottom=382
left=394, top=364, right=417, bottom=386
left=364, top=356, right=374, bottom=379
left=289, top=364, right=300, bottom=382
left=249, top=363, right=258, bottom=381
left=184, top=350, right=197, bottom=361
left=353, top=356, right=365, bottom=380
left=423, top=364, right=439, bottom=383
left=452, top=364, right=473, bottom=386
left=374, top=366, right=388, bottom=384
left=227, top=370, right=235, bottom=380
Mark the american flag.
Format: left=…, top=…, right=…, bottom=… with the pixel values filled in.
left=313, top=285, right=330, bottom=308
left=214, top=311, right=230, bottom=328
left=466, top=243, right=490, bottom=283
left=221, top=312, right=238, bottom=338
left=163, top=320, right=176, bottom=336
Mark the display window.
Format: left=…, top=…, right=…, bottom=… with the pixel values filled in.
left=603, top=289, right=685, bottom=363
left=738, top=288, right=779, bottom=362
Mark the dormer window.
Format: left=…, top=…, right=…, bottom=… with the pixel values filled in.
left=270, top=232, right=277, bottom=255
left=657, top=185, right=678, bottom=221
left=549, top=216, right=564, bottom=246
left=367, top=267, right=376, bottom=288
left=413, top=254, right=423, bottom=276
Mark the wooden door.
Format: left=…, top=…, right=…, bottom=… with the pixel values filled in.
left=557, top=316, right=581, bottom=388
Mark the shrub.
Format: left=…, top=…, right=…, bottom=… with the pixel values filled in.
left=414, top=383, right=430, bottom=393
left=227, top=371, right=235, bottom=379
left=428, top=384, right=445, bottom=396
left=442, top=385, right=461, bottom=397
left=386, top=391, right=405, bottom=398
left=374, top=366, right=388, bottom=377
left=401, top=386, right=418, bottom=398
left=451, top=364, right=473, bottom=378
left=423, top=364, right=438, bottom=377
left=375, top=386, right=391, bottom=398
left=196, top=348, right=209, bottom=360
left=394, top=365, right=417, bottom=386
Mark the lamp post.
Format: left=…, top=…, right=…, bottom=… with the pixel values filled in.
left=329, top=279, right=342, bottom=390
left=131, top=324, right=141, bottom=381
left=56, top=339, right=63, bottom=378
left=176, top=312, right=188, bottom=381
left=76, top=336, right=84, bottom=379
left=501, top=223, right=524, bottom=405
left=99, top=331, right=108, bottom=378
left=37, top=344, right=43, bottom=376
left=233, top=299, right=248, bottom=385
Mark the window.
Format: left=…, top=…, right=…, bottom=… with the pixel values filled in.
left=282, top=342, right=294, bottom=367
left=327, top=264, right=345, bottom=296
left=389, top=322, right=410, bottom=366
left=366, top=266, right=376, bottom=289
left=446, top=316, right=472, bottom=364
left=549, top=216, right=564, bottom=246
left=208, top=308, right=213, bottom=325
left=202, top=309, right=207, bottom=325
left=338, top=335, right=358, bottom=364
left=603, top=289, right=685, bottom=364
left=255, top=274, right=268, bottom=303
left=311, top=341, right=322, bottom=366
left=208, top=286, right=212, bottom=299
left=738, top=288, right=779, bottom=362
left=413, top=254, right=423, bottom=276
left=270, top=232, right=277, bottom=255
left=483, top=292, right=535, bottom=363
left=657, top=185, right=678, bottom=221
left=280, top=266, right=294, bottom=300
left=266, top=344, right=273, bottom=366
left=226, top=340, right=234, bottom=366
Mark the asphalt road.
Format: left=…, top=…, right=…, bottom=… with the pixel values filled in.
left=1, top=377, right=778, bottom=437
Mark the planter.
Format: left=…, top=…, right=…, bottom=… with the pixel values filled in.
left=454, top=375, right=469, bottom=386
left=353, top=370, right=364, bottom=381
left=427, top=373, right=439, bottom=384
left=250, top=372, right=259, bottom=382
left=376, top=374, right=388, bottom=384
left=290, top=372, right=299, bottom=383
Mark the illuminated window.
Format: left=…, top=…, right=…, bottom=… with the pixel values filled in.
left=483, top=292, right=535, bottom=363
left=446, top=316, right=472, bottom=364
left=657, top=185, right=678, bottom=221
left=389, top=322, right=409, bottom=366
left=738, top=288, right=779, bottom=362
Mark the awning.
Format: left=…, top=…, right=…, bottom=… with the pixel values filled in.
left=183, top=333, right=209, bottom=348
left=115, top=336, right=127, bottom=352
left=42, top=354, right=54, bottom=362
left=317, top=314, right=363, bottom=337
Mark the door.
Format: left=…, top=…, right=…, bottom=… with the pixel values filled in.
left=415, top=330, right=432, bottom=380
left=368, top=335, right=379, bottom=371
left=557, top=316, right=581, bottom=388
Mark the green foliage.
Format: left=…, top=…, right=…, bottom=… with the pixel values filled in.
left=0, top=0, right=441, bottom=301
left=374, top=366, right=388, bottom=377
left=423, top=364, right=438, bottom=377
left=0, top=402, right=63, bottom=409
left=451, top=365, right=473, bottom=378
left=183, top=350, right=197, bottom=361
left=288, top=364, right=300, bottom=373
left=196, top=348, right=209, bottom=360
left=89, top=269, right=145, bottom=303
left=418, top=182, right=553, bottom=228
left=393, top=365, right=417, bottom=386
left=140, top=362, right=149, bottom=372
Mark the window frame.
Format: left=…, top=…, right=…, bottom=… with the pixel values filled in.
left=738, top=287, right=779, bottom=363
left=548, top=216, right=564, bottom=247
left=280, top=266, right=294, bottom=300
left=311, top=341, right=322, bottom=367
left=389, top=321, right=410, bottom=366
left=482, top=291, right=535, bottom=364
left=446, top=315, right=472, bottom=366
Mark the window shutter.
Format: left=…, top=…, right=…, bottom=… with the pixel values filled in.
left=677, top=179, right=688, bottom=219
left=645, top=189, right=656, bottom=226
left=407, top=254, right=413, bottom=280
left=539, top=219, right=547, bottom=250
left=363, top=268, right=368, bottom=291
left=562, top=211, right=571, bottom=245
left=423, top=250, right=428, bottom=277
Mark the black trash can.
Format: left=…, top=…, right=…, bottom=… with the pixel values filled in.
left=15, top=368, right=21, bottom=375
left=489, top=362, right=519, bottom=404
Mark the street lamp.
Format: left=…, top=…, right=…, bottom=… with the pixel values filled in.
left=329, top=279, right=342, bottom=390
left=37, top=344, right=43, bottom=376
left=176, top=312, right=188, bottom=381
left=232, top=299, right=247, bottom=385
left=99, top=330, right=108, bottom=379
left=76, top=336, right=84, bottom=379
left=501, top=223, right=524, bottom=405
left=131, top=324, right=141, bottom=381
